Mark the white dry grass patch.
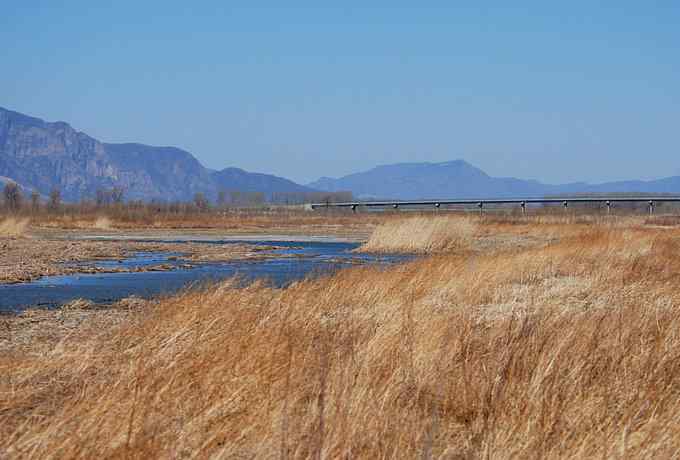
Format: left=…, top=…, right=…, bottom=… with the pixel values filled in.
left=360, top=215, right=478, bottom=253
left=93, top=216, right=113, bottom=230
left=0, top=217, right=30, bottom=238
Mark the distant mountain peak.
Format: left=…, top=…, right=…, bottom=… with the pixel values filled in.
left=438, top=159, right=475, bottom=167
left=308, top=160, right=680, bottom=200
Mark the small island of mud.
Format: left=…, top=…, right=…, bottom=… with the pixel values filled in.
left=0, top=237, right=286, bottom=284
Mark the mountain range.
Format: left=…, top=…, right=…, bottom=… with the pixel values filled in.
left=309, top=160, right=680, bottom=200
left=0, top=107, right=313, bottom=202
left=2, top=106, right=680, bottom=202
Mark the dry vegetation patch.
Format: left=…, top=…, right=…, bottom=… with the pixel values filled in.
left=0, top=237, right=282, bottom=284
left=3, top=216, right=680, bottom=457
left=0, top=217, right=30, bottom=238
left=360, top=215, right=478, bottom=253
left=93, top=216, right=114, bottom=230
left=26, top=209, right=379, bottom=239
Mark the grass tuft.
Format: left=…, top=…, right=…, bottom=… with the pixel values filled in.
left=93, top=216, right=114, bottom=230
left=360, top=215, right=477, bottom=253
left=0, top=217, right=29, bottom=238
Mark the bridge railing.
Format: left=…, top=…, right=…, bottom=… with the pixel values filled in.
left=311, top=197, right=680, bottom=215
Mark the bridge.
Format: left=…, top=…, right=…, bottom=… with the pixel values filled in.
left=311, top=196, right=680, bottom=214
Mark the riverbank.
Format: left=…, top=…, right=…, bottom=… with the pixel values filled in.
left=0, top=216, right=375, bottom=283
left=0, top=236, right=286, bottom=284
left=4, top=214, right=680, bottom=457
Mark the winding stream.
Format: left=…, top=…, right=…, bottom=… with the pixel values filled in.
left=0, top=239, right=406, bottom=312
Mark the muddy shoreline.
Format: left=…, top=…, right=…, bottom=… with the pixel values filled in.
left=0, top=236, right=293, bottom=284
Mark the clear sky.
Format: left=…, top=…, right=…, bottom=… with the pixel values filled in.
left=2, top=2, right=679, bottom=184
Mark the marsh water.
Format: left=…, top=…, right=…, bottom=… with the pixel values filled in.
left=0, top=239, right=405, bottom=312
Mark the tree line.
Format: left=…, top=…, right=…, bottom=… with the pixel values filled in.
left=2, top=182, right=62, bottom=212
left=1, top=182, right=352, bottom=213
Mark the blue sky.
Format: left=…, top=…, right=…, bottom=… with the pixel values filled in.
left=2, top=2, right=679, bottom=184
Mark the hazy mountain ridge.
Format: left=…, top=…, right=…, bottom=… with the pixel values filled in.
left=3, top=106, right=680, bottom=203
left=0, top=107, right=315, bottom=201
left=309, top=160, right=680, bottom=200
left=212, top=167, right=313, bottom=196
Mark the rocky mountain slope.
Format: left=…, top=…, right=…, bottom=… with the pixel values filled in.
left=0, top=107, right=315, bottom=201
left=211, top=167, right=312, bottom=197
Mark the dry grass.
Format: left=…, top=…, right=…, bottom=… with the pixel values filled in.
left=23, top=209, right=380, bottom=241
left=25, top=208, right=378, bottom=232
left=4, top=216, right=680, bottom=457
left=360, top=215, right=478, bottom=253
left=0, top=217, right=30, bottom=238
left=93, top=216, right=114, bottom=230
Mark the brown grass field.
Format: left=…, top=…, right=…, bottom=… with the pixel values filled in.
left=3, top=213, right=680, bottom=458
left=7, top=207, right=383, bottom=237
